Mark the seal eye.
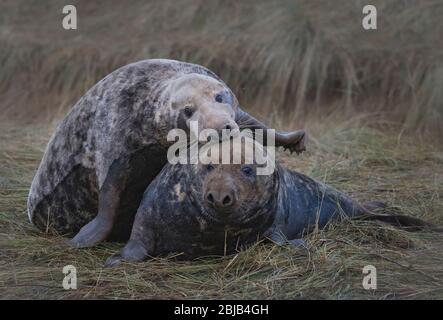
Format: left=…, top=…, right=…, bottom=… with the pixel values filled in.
left=241, top=165, right=254, bottom=176
left=206, top=164, right=215, bottom=172
left=215, top=94, right=223, bottom=103
left=184, top=106, right=194, bottom=118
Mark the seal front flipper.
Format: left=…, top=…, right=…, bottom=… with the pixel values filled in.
left=235, top=106, right=306, bottom=154
left=287, top=239, right=309, bottom=249
left=69, top=156, right=130, bottom=248
left=69, top=217, right=112, bottom=248
left=267, top=231, right=309, bottom=249
left=105, top=240, right=150, bottom=267
left=275, top=130, right=306, bottom=154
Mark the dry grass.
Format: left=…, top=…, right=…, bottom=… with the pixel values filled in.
left=1, top=119, right=442, bottom=299
left=1, top=0, right=443, bottom=300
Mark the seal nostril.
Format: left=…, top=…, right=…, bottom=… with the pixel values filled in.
left=222, top=195, right=232, bottom=206
left=206, top=193, right=215, bottom=205
left=224, top=124, right=232, bottom=131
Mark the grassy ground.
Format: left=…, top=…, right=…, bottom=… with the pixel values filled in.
left=1, top=117, right=442, bottom=299
left=1, top=0, right=443, bottom=300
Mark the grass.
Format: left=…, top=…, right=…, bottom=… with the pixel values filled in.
left=1, top=118, right=442, bottom=299
left=1, top=0, right=443, bottom=138
left=1, top=0, right=443, bottom=299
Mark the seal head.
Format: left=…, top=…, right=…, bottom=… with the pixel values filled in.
left=167, top=73, right=240, bottom=139
left=197, top=135, right=277, bottom=225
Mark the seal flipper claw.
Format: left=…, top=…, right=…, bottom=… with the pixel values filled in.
left=268, top=231, right=290, bottom=246
left=288, top=239, right=309, bottom=250
left=269, top=232, right=309, bottom=249
left=106, top=240, right=150, bottom=267
left=105, top=254, right=124, bottom=268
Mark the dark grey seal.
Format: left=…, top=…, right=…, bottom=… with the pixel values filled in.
left=27, top=59, right=306, bottom=248
left=105, top=136, right=439, bottom=266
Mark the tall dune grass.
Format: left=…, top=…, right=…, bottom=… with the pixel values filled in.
left=1, top=0, right=443, bottom=137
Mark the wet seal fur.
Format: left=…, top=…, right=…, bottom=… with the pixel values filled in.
left=27, top=59, right=306, bottom=247
left=106, top=135, right=441, bottom=266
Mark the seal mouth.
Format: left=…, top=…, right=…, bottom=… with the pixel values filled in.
left=200, top=207, right=224, bottom=224
left=202, top=203, right=252, bottom=225
left=200, top=203, right=231, bottom=220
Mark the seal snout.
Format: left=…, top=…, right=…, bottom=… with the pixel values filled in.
left=216, top=120, right=240, bottom=140
left=204, top=187, right=236, bottom=211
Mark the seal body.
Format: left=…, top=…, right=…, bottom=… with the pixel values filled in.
left=104, top=136, right=365, bottom=265
left=28, top=59, right=307, bottom=247
left=110, top=163, right=361, bottom=262
left=105, top=135, right=436, bottom=266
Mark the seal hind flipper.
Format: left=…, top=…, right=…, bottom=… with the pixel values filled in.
left=357, top=200, right=443, bottom=232
left=362, top=200, right=388, bottom=213
left=356, top=211, right=443, bottom=232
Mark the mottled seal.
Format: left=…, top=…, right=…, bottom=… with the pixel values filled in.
left=105, top=135, right=440, bottom=266
left=27, top=59, right=306, bottom=247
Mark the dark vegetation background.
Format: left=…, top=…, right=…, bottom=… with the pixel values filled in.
left=2, top=0, right=443, bottom=137
left=1, top=0, right=442, bottom=299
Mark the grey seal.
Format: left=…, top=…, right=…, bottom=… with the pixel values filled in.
left=105, top=135, right=439, bottom=266
left=27, top=59, right=306, bottom=248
